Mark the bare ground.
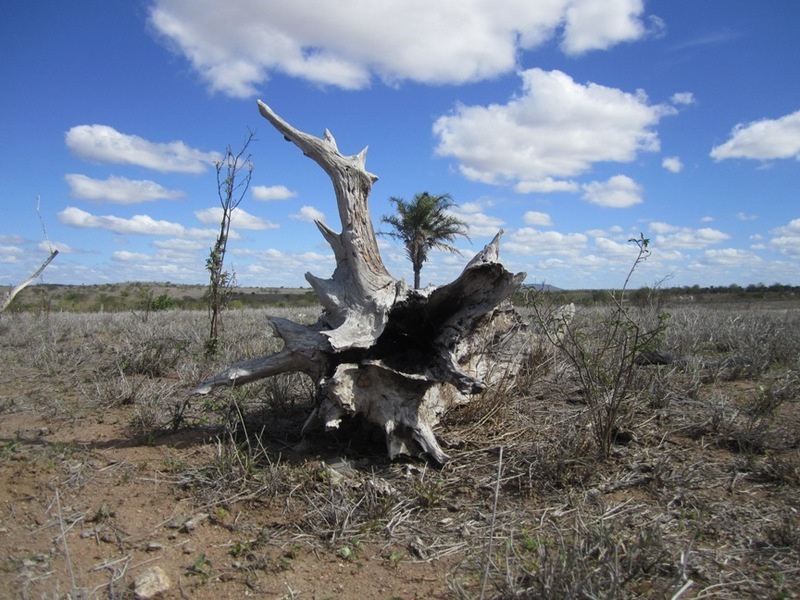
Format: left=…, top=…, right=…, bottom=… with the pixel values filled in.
left=1, top=305, right=799, bottom=599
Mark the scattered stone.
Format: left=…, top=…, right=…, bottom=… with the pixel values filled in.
left=146, top=542, right=165, bottom=552
left=80, top=528, right=98, bottom=539
left=164, top=513, right=208, bottom=533
left=133, top=566, right=170, bottom=599
left=180, top=513, right=209, bottom=533
left=164, top=515, right=189, bottom=529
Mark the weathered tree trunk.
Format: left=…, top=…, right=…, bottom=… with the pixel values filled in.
left=1, top=250, right=58, bottom=313
left=191, top=101, right=528, bottom=463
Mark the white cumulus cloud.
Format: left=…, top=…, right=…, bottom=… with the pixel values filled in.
left=194, top=207, right=279, bottom=230
left=661, top=156, right=683, bottom=173
left=57, top=206, right=221, bottom=239
left=149, top=0, right=653, bottom=96
left=0, top=245, right=23, bottom=264
left=112, top=250, right=152, bottom=262
left=291, top=205, right=326, bottom=223
left=65, top=125, right=221, bottom=173
left=446, top=202, right=503, bottom=237
left=0, top=235, right=25, bottom=244
left=153, top=238, right=206, bottom=253
left=505, top=228, right=589, bottom=256
left=523, top=211, right=553, bottom=227
left=65, top=174, right=185, bottom=204
left=252, top=184, right=297, bottom=201
left=37, top=240, right=73, bottom=254
left=514, top=178, right=580, bottom=194
left=561, top=0, right=647, bottom=55
left=434, top=69, right=672, bottom=190
left=593, top=236, right=641, bottom=258
left=581, top=175, right=643, bottom=208
left=710, top=109, right=800, bottom=161
left=648, top=221, right=730, bottom=250
left=670, top=92, right=695, bottom=106
left=770, top=218, right=800, bottom=256
left=698, top=248, right=762, bottom=267
left=58, top=206, right=185, bottom=235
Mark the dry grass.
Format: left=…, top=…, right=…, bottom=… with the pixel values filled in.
left=1, top=301, right=798, bottom=598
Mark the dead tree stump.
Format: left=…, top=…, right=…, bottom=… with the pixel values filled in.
left=191, top=101, right=528, bottom=463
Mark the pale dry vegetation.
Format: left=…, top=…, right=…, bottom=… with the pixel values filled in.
left=1, top=299, right=798, bottom=598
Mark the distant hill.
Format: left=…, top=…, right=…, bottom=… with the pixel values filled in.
left=520, top=282, right=562, bottom=292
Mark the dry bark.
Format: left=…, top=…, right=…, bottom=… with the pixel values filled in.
left=1, top=250, right=58, bottom=313
left=191, top=102, right=528, bottom=463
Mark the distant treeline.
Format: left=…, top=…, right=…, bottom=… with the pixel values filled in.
left=3, top=281, right=798, bottom=313
left=3, top=282, right=320, bottom=313
left=517, top=282, right=800, bottom=306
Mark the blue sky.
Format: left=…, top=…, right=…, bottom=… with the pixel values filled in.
left=2, top=1, right=799, bottom=290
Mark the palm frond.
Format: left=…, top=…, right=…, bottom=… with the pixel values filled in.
left=380, top=192, right=470, bottom=287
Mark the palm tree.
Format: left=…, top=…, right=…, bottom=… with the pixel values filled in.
left=381, top=192, right=470, bottom=289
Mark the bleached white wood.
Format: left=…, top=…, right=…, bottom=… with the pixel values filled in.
left=1, top=250, right=58, bottom=313
left=191, top=103, right=529, bottom=463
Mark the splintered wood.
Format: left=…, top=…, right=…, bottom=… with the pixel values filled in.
left=191, top=101, right=529, bottom=463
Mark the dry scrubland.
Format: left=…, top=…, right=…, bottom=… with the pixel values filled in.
left=1, top=298, right=799, bottom=599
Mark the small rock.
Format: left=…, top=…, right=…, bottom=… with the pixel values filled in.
left=146, top=542, right=165, bottom=552
left=164, top=515, right=189, bottom=529
left=181, top=513, right=209, bottom=533
left=133, top=566, right=170, bottom=599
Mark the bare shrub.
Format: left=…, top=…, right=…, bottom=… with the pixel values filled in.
left=523, top=237, right=671, bottom=458
left=532, top=300, right=668, bottom=457
left=665, top=306, right=800, bottom=373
